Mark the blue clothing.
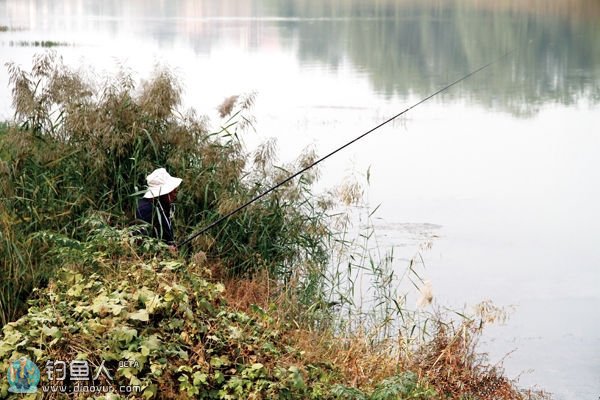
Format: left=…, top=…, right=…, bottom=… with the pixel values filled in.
left=135, top=197, right=175, bottom=245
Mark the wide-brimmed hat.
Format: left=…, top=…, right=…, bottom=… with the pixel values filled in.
left=143, top=168, right=182, bottom=199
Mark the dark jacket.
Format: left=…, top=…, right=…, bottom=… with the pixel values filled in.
left=135, top=197, right=175, bottom=245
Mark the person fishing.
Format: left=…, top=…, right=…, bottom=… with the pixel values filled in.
left=136, top=168, right=182, bottom=252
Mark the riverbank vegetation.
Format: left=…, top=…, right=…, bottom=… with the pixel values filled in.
left=0, top=53, right=549, bottom=399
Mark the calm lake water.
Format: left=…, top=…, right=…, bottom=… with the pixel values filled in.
left=1, top=1, right=599, bottom=398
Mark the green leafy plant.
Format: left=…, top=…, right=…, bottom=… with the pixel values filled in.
left=370, top=373, right=436, bottom=400
left=0, top=226, right=342, bottom=399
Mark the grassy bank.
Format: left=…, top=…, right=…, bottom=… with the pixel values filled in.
left=0, top=226, right=546, bottom=399
left=0, top=53, right=549, bottom=399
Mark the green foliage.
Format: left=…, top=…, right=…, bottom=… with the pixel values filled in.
left=331, top=384, right=369, bottom=400
left=0, top=229, right=438, bottom=399
left=0, top=52, right=333, bottom=324
left=370, top=373, right=437, bottom=400
left=331, top=373, right=437, bottom=400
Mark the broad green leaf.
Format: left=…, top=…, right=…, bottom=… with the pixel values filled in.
left=193, top=372, right=208, bottom=386
left=159, top=260, right=183, bottom=271
left=143, top=384, right=157, bottom=399
left=41, top=326, right=61, bottom=338
left=67, top=284, right=84, bottom=297
left=112, top=327, right=138, bottom=344
left=135, top=287, right=163, bottom=314
left=129, top=309, right=150, bottom=322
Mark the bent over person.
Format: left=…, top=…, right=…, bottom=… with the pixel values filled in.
left=136, top=168, right=182, bottom=251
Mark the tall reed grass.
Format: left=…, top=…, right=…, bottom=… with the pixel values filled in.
left=0, top=52, right=332, bottom=325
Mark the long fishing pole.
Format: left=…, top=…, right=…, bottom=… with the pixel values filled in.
left=179, top=51, right=512, bottom=248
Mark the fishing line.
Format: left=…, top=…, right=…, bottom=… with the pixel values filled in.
left=179, top=51, right=513, bottom=247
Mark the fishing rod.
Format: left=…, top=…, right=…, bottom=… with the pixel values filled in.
left=179, top=51, right=512, bottom=248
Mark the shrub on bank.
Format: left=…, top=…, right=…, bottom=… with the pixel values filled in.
left=0, top=224, right=438, bottom=399
left=0, top=52, right=330, bottom=325
left=0, top=223, right=550, bottom=399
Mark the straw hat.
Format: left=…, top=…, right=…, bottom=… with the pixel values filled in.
left=143, top=168, right=182, bottom=199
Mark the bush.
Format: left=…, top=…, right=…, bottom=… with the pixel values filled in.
left=0, top=226, right=341, bottom=399
left=0, top=52, right=332, bottom=324
left=0, top=226, right=549, bottom=399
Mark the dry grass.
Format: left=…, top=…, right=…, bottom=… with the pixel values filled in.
left=218, top=95, right=239, bottom=118
left=222, top=269, right=273, bottom=312
left=220, top=272, right=551, bottom=400
left=292, top=319, right=551, bottom=399
left=415, top=321, right=515, bottom=399
left=221, top=272, right=404, bottom=389
left=413, top=317, right=552, bottom=400
left=291, top=328, right=400, bottom=389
